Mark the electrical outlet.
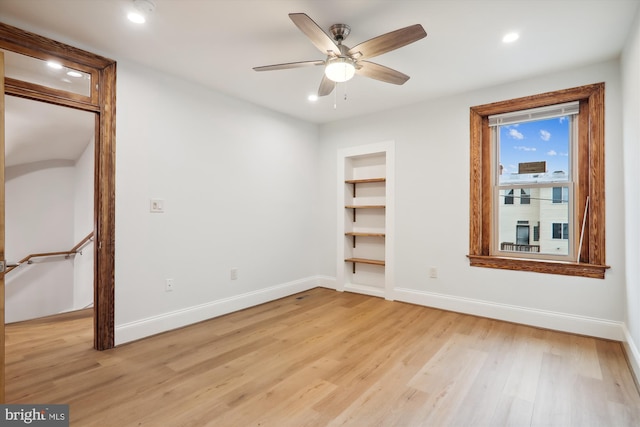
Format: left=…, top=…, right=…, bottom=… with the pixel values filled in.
left=230, top=268, right=238, bottom=280
left=165, top=278, right=174, bottom=292
left=429, top=267, right=438, bottom=279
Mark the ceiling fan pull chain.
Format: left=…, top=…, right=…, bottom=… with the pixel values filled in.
left=334, top=82, right=338, bottom=109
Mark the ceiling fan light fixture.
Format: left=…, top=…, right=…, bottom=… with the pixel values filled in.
left=325, top=57, right=356, bottom=83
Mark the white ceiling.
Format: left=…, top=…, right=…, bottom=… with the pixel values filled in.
left=0, top=0, right=638, bottom=164
left=4, top=96, right=94, bottom=168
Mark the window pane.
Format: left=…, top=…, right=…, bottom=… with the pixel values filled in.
left=1, top=48, right=92, bottom=97
left=498, top=116, right=570, bottom=185
left=498, top=186, right=570, bottom=256
left=504, top=189, right=514, bottom=204
left=552, top=186, right=569, bottom=203
left=520, top=188, right=531, bottom=204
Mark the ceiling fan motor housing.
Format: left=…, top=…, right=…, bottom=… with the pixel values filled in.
left=329, top=24, right=351, bottom=43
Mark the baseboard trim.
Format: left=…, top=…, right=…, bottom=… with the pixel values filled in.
left=115, top=277, right=627, bottom=346
left=394, top=287, right=625, bottom=341
left=622, top=325, right=640, bottom=389
left=115, top=276, right=322, bottom=345
left=315, top=275, right=337, bottom=290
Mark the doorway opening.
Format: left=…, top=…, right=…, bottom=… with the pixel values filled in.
left=5, top=96, right=96, bottom=323
left=0, top=22, right=116, bottom=403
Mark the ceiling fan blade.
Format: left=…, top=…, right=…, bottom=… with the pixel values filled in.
left=356, top=61, right=410, bottom=85
left=318, top=74, right=335, bottom=97
left=348, top=24, right=426, bottom=60
left=289, top=13, right=340, bottom=56
left=253, top=60, right=325, bottom=72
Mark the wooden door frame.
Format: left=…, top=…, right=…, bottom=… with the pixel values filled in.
left=0, top=23, right=116, bottom=352
left=0, top=50, right=5, bottom=404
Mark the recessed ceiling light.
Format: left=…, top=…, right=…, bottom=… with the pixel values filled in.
left=503, top=32, right=520, bottom=43
left=47, top=61, right=63, bottom=70
left=127, top=0, right=155, bottom=24
left=308, top=94, right=319, bottom=102
left=127, top=11, right=146, bottom=24
left=67, top=71, right=83, bottom=78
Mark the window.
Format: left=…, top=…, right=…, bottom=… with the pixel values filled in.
left=552, top=187, right=568, bottom=204
left=494, top=105, right=575, bottom=260
left=504, top=189, right=514, bottom=204
left=468, top=83, right=608, bottom=278
left=552, top=223, right=569, bottom=239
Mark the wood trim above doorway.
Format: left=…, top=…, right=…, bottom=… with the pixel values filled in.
left=0, top=22, right=116, bottom=352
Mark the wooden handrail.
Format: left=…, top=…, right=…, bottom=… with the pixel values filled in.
left=70, top=232, right=95, bottom=253
left=6, top=232, right=94, bottom=274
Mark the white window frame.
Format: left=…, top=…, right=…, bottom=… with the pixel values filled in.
left=490, top=107, right=578, bottom=262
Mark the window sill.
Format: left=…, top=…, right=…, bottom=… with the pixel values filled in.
left=467, top=255, right=609, bottom=279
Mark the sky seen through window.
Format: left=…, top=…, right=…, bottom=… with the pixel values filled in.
left=499, top=116, right=570, bottom=179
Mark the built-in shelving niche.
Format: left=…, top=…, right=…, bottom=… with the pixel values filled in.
left=337, top=142, right=394, bottom=300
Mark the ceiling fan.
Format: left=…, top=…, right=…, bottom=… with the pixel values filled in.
left=253, top=13, right=427, bottom=97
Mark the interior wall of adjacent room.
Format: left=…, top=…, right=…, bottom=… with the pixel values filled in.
left=5, top=160, right=75, bottom=322
left=73, top=137, right=95, bottom=310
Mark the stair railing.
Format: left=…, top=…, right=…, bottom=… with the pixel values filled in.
left=5, top=232, right=94, bottom=274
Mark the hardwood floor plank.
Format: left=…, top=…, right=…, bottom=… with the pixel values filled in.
left=5, top=288, right=640, bottom=426
left=501, top=327, right=546, bottom=403
left=406, top=333, right=488, bottom=426
left=448, top=322, right=521, bottom=426
left=531, top=352, right=574, bottom=426
left=489, top=395, right=534, bottom=427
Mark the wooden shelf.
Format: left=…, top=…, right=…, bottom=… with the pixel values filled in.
left=345, top=258, right=385, bottom=266
left=345, top=232, right=385, bottom=238
left=345, top=258, right=384, bottom=265
left=345, top=232, right=385, bottom=248
left=345, top=257, right=385, bottom=273
left=345, top=178, right=386, bottom=184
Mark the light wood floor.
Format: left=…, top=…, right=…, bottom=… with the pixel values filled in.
left=5, top=288, right=640, bottom=426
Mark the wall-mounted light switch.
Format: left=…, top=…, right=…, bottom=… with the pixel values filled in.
left=150, top=199, right=165, bottom=213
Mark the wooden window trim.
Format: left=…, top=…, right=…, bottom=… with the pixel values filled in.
left=468, top=83, right=609, bottom=279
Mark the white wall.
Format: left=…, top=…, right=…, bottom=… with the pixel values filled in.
left=622, top=8, right=640, bottom=381
left=318, top=59, right=626, bottom=339
left=114, top=61, right=321, bottom=344
left=73, top=138, right=95, bottom=309
left=5, top=160, right=76, bottom=322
